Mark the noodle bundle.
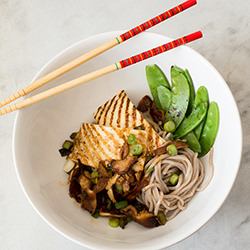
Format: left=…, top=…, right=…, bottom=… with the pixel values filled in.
left=137, top=146, right=214, bottom=221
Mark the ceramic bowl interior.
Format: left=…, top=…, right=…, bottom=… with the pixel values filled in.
left=13, top=31, right=242, bottom=250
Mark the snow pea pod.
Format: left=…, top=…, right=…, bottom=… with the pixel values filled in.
left=193, top=86, right=209, bottom=139
left=182, top=131, right=201, bottom=153
left=174, top=101, right=208, bottom=138
left=146, top=64, right=170, bottom=109
left=165, top=67, right=190, bottom=129
left=157, top=85, right=172, bottom=112
left=172, top=67, right=195, bottom=116
left=184, top=69, right=195, bottom=116
left=193, top=86, right=209, bottom=109
left=193, top=121, right=204, bottom=140
left=199, top=102, right=219, bottom=157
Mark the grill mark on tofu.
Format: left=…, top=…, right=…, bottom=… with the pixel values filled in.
left=131, top=104, right=137, bottom=128
left=91, top=125, right=111, bottom=160
left=94, top=100, right=107, bottom=123
left=99, top=126, right=124, bottom=159
left=101, top=94, right=117, bottom=125
left=74, top=133, right=91, bottom=166
left=79, top=124, right=98, bottom=167
left=110, top=91, right=123, bottom=127
left=83, top=123, right=104, bottom=164
left=124, top=95, right=130, bottom=128
left=117, top=92, right=126, bottom=127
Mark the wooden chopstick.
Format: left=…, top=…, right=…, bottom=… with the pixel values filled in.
left=0, top=0, right=197, bottom=109
left=0, top=31, right=202, bottom=116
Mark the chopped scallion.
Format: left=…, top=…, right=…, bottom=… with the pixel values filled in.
left=109, top=217, right=120, bottom=228
left=70, top=132, right=78, bottom=140
left=62, top=140, right=74, bottom=150
left=146, top=167, right=154, bottom=174
left=131, top=144, right=143, bottom=156
left=127, top=134, right=137, bottom=145
left=166, top=144, right=177, bottom=156
left=163, top=121, right=176, bottom=133
left=114, top=200, right=128, bottom=210
left=169, top=173, right=179, bottom=185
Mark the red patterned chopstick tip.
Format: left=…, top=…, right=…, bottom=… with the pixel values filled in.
left=118, top=31, right=202, bottom=69
left=118, top=0, right=197, bottom=42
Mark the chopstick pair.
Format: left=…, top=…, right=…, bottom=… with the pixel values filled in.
left=0, top=0, right=201, bottom=116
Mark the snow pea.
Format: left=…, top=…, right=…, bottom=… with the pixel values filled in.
left=193, top=86, right=209, bottom=139
left=146, top=64, right=170, bottom=109
left=173, top=67, right=195, bottom=116
left=184, top=69, right=195, bottom=116
left=182, top=131, right=201, bottom=153
left=174, top=101, right=208, bottom=138
left=193, top=121, right=204, bottom=140
left=165, top=66, right=190, bottom=129
left=199, top=102, right=219, bottom=157
left=157, top=85, right=172, bottom=112
left=193, top=86, right=209, bottom=109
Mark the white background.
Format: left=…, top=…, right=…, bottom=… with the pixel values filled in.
left=0, top=0, right=249, bottom=249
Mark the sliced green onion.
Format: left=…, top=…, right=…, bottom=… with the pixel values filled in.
left=131, top=144, right=143, bottom=156
left=114, top=200, right=128, bottom=210
left=91, top=210, right=99, bottom=219
left=157, top=211, right=166, bottom=225
left=91, top=178, right=98, bottom=184
left=115, top=183, right=123, bottom=192
left=91, top=171, right=99, bottom=178
left=106, top=199, right=112, bottom=211
left=62, top=140, right=74, bottom=150
left=166, top=144, right=177, bottom=156
left=63, top=159, right=75, bottom=174
left=163, top=121, right=176, bottom=133
left=59, top=148, right=71, bottom=157
left=70, top=132, right=78, bottom=140
left=109, top=217, right=120, bottom=228
left=146, top=167, right=154, bottom=174
left=127, top=134, right=137, bottom=145
left=91, top=172, right=99, bottom=184
left=134, top=125, right=145, bottom=130
left=169, top=173, right=179, bottom=185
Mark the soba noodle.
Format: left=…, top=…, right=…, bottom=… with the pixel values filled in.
left=137, top=129, right=214, bottom=221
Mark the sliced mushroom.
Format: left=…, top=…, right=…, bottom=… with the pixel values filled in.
left=81, top=189, right=97, bottom=214
left=105, top=173, right=119, bottom=203
left=149, top=102, right=165, bottom=124
left=99, top=211, right=126, bottom=218
left=78, top=175, right=91, bottom=191
left=121, top=142, right=129, bottom=159
left=121, top=205, right=159, bottom=228
left=93, top=177, right=109, bottom=193
left=69, top=180, right=81, bottom=203
left=137, top=95, right=153, bottom=112
left=111, top=155, right=138, bottom=175
left=134, top=171, right=142, bottom=182
left=122, top=180, right=130, bottom=193
left=151, top=141, right=189, bottom=157
left=98, top=162, right=109, bottom=177
left=124, top=177, right=149, bottom=201
left=134, top=210, right=159, bottom=228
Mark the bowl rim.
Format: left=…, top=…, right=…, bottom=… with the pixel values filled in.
left=12, top=30, right=243, bottom=250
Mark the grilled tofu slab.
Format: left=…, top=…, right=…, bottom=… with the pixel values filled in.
left=71, top=123, right=147, bottom=169
left=94, top=90, right=165, bottom=154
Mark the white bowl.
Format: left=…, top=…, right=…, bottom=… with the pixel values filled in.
left=13, top=31, right=242, bottom=250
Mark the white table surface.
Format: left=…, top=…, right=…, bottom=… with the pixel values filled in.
left=0, top=0, right=249, bottom=249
